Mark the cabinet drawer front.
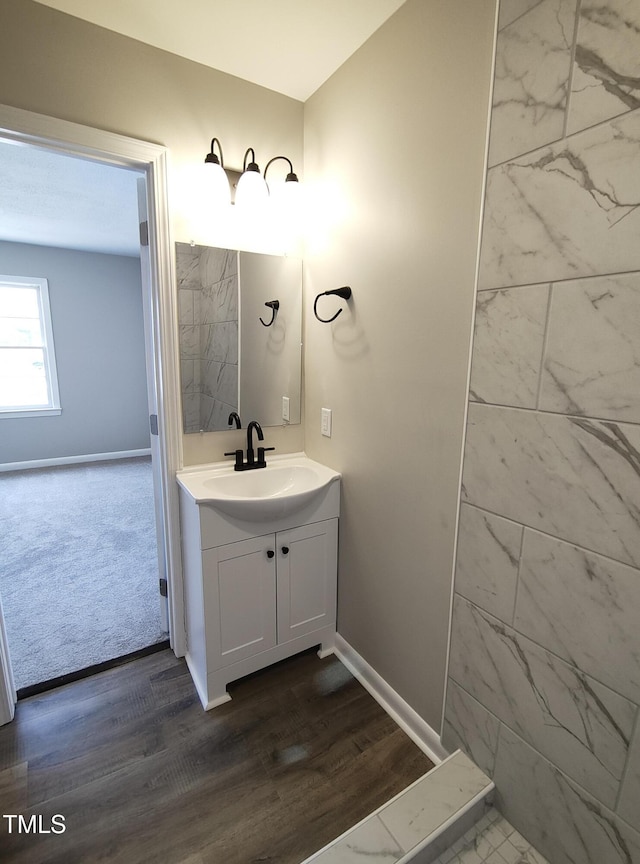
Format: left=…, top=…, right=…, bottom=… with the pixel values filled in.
left=204, top=536, right=277, bottom=668
left=277, top=519, right=338, bottom=644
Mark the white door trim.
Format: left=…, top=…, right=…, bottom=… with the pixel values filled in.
left=0, top=595, right=16, bottom=725
left=0, top=105, right=185, bottom=720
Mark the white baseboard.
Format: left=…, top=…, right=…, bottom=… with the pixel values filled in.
left=0, top=449, right=152, bottom=473
left=334, top=633, right=449, bottom=765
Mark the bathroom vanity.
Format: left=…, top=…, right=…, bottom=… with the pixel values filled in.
left=176, top=454, right=340, bottom=709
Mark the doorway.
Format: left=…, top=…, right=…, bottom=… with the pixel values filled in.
left=0, top=143, right=167, bottom=691
left=0, top=104, right=184, bottom=722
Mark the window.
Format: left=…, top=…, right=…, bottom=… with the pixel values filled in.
left=0, top=275, right=61, bottom=418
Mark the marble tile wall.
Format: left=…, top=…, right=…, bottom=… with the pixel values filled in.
left=176, top=243, right=238, bottom=433
left=444, top=2, right=640, bottom=862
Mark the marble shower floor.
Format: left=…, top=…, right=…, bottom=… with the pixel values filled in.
left=433, top=807, right=550, bottom=864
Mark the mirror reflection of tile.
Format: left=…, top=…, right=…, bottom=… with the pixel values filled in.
left=176, top=242, right=302, bottom=433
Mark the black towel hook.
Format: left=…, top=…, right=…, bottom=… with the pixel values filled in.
left=259, top=300, right=280, bottom=327
left=313, top=286, right=352, bottom=323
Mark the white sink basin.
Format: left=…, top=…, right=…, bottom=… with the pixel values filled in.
left=177, top=454, right=340, bottom=521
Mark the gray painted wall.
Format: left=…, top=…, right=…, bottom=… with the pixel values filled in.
left=0, top=0, right=305, bottom=468
left=0, top=241, right=149, bottom=463
left=303, top=0, right=497, bottom=729
left=444, top=2, right=640, bottom=862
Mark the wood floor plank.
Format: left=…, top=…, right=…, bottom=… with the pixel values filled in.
left=148, top=658, right=198, bottom=707
left=0, top=648, right=434, bottom=863
left=2, top=739, right=273, bottom=863
left=0, top=762, right=28, bottom=815
left=25, top=693, right=194, bottom=807
left=13, top=650, right=177, bottom=722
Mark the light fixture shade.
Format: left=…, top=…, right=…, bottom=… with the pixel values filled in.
left=271, top=174, right=301, bottom=208
left=235, top=167, right=269, bottom=209
left=235, top=148, right=268, bottom=210
left=203, top=159, right=231, bottom=208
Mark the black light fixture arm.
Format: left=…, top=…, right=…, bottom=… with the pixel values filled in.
left=259, top=300, right=280, bottom=327
left=264, top=156, right=299, bottom=184
left=313, top=286, right=352, bottom=323
left=242, top=147, right=261, bottom=173
left=205, top=137, right=225, bottom=167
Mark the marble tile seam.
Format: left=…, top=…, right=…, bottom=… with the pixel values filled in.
left=485, top=100, right=640, bottom=173
left=498, top=0, right=546, bottom=34
left=301, top=766, right=440, bottom=862
left=615, top=707, right=640, bottom=815
left=475, top=280, right=552, bottom=293
left=464, top=400, right=640, bottom=430
left=392, top=784, right=495, bottom=864
left=379, top=752, right=494, bottom=852
left=448, top=671, right=640, bottom=769
left=444, top=676, right=504, bottom=738
left=449, top=592, right=640, bottom=712
left=508, top=522, right=525, bottom=629
left=476, top=265, right=640, bottom=291
left=448, top=614, right=635, bottom=806
left=463, top=410, right=640, bottom=559
left=495, top=721, right=640, bottom=839
left=533, top=282, right=554, bottom=412
left=457, top=501, right=640, bottom=581
left=561, top=0, right=582, bottom=142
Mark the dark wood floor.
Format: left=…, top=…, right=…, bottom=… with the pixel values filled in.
left=0, top=648, right=434, bottom=864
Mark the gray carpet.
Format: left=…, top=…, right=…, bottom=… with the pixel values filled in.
left=0, top=457, right=167, bottom=690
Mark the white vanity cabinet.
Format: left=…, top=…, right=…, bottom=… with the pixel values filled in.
left=204, top=520, right=338, bottom=669
left=177, top=456, right=340, bottom=710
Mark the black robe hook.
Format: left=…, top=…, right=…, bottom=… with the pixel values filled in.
left=259, top=300, right=280, bottom=327
left=313, top=286, right=352, bottom=323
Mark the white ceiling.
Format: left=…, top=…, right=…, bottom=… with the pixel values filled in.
left=0, top=141, right=143, bottom=257
left=2, top=1, right=408, bottom=258
left=34, top=0, right=408, bottom=102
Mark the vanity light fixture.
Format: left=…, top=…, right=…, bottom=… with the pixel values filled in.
left=202, top=138, right=300, bottom=208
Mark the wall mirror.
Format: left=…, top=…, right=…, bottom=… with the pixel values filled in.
left=176, top=242, right=302, bottom=433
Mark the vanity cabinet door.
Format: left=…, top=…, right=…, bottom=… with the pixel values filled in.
left=276, top=519, right=338, bottom=645
left=203, top=535, right=277, bottom=669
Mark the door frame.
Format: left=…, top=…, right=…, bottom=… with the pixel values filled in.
left=0, top=104, right=185, bottom=721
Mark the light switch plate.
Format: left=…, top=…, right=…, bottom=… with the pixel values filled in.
left=321, top=407, right=332, bottom=437
left=282, top=396, right=290, bottom=422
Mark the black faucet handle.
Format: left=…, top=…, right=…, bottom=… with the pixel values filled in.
left=257, top=446, right=275, bottom=466
left=224, top=449, right=244, bottom=470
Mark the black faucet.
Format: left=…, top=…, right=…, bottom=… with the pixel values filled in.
left=246, top=420, right=275, bottom=469
left=246, top=420, right=264, bottom=466
left=225, top=419, right=274, bottom=471
left=228, top=412, right=241, bottom=429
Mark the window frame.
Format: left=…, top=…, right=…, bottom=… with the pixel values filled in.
left=0, top=274, right=61, bottom=419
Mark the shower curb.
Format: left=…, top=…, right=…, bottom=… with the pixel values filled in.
left=302, top=750, right=494, bottom=864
